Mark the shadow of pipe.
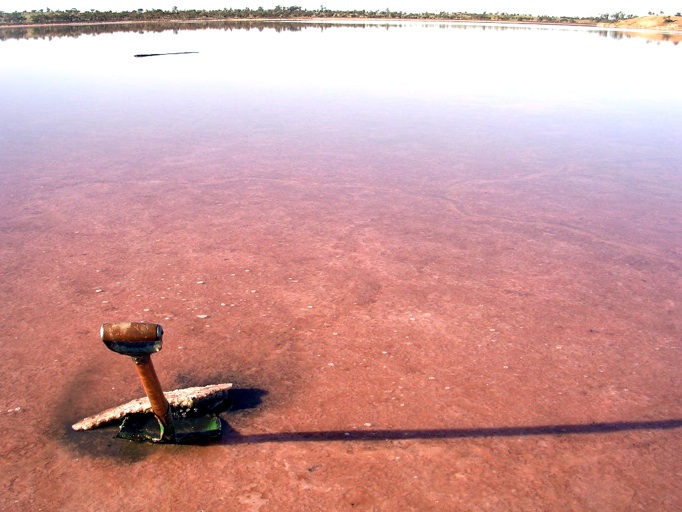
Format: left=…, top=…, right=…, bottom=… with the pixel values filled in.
left=220, top=419, right=682, bottom=445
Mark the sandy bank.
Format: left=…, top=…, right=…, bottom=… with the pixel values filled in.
left=598, top=15, right=682, bottom=31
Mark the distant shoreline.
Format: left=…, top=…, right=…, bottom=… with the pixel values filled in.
left=0, top=17, right=599, bottom=30
left=2, top=16, right=681, bottom=35
left=2, top=8, right=681, bottom=33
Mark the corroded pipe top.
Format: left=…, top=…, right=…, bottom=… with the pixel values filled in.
left=101, top=322, right=163, bottom=356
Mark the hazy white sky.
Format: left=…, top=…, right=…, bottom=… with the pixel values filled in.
left=1, top=1, right=680, bottom=17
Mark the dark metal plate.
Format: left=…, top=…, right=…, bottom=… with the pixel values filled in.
left=117, top=412, right=222, bottom=444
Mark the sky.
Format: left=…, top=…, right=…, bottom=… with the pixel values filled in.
left=1, top=1, right=680, bottom=17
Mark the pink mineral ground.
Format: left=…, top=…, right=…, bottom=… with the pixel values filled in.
left=0, top=118, right=680, bottom=510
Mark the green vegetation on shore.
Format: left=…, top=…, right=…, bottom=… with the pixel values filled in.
left=0, top=6, right=641, bottom=26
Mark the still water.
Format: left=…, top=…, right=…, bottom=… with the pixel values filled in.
left=1, top=20, right=681, bottom=511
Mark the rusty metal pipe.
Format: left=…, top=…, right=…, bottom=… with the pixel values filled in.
left=101, top=322, right=175, bottom=442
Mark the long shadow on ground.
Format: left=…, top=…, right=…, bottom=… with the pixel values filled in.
left=220, top=419, right=682, bottom=445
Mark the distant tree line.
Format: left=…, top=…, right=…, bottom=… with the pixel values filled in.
left=0, top=6, right=635, bottom=26
left=596, top=11, right=636, bottom=21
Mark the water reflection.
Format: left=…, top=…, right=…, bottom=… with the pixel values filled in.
left=1, top=19, right=681, bottom=45
left=0, top=20, right=398, bottom=41
left=600, top=29, right=682, bottom=44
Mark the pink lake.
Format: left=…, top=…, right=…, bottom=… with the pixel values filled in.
left=1, top=21, right=681, bottom=511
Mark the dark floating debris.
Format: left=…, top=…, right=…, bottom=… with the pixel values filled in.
left=134, top=51, right=199, bottom=58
